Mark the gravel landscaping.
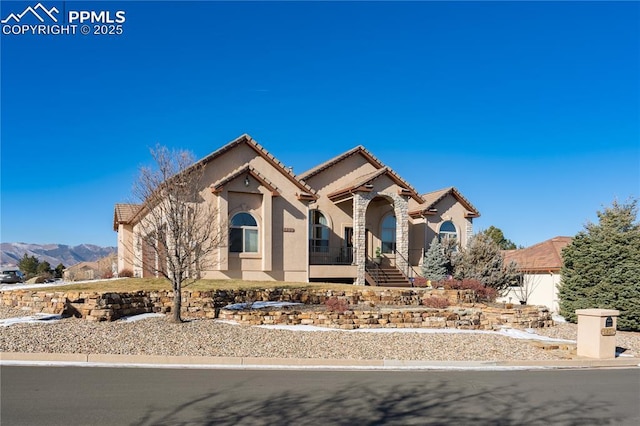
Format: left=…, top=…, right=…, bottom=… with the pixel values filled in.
left=1, top=306, right=639, bottom=362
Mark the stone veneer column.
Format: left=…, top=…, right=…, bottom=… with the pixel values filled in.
left=465, top=218, right=473, bottom=249
left=353, top=192, right=371, bottom=285
left=392, top=194, right=409, bottom=275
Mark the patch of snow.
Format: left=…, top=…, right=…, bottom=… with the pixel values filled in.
left=257, top=324, right=337, bottom=332
left=223, top=301, right=303, bottom=310
left=353, top=327, right=494, bottom=335
left=498, top=327, right=575, bottom=342
left=0, top=313, right=63, bottom=327
left=253, top=323, right=577, bottom=344
left=118, top=313, right=164, bottom=322
left=213, top=319, right=242, bottom=326
left=552, top=314, right=567, bottom=323
left=0, top=277, right=127, bottom=292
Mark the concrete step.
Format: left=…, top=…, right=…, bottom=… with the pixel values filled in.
left=366, top=265, right=412, bottom=287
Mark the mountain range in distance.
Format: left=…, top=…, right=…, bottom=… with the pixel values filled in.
left=1, top=242, right=116, bottom=268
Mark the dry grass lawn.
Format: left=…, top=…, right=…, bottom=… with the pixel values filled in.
left=35, top=278, right=358, bottom=293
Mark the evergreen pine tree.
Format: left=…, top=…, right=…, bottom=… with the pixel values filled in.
left=54, top=263, right=65, bottom=279
left=18, top=253, right=39, bottom=277
left=422, top=236, right=448, bottom=283
left=36, top=261, right=52, bottom=276
left=453, top=233, right=518, bottom=294
left=559, top=199, right=640, bottom=330
left=482, top=226, right=518, bottom=250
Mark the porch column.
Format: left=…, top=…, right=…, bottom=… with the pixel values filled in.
left=261, top=189, right=272, bottom=272
left=216, top=191, right=229, bottom=271
left=393, top=195, right=410, bottom=276
left=353, top=192, right=371, bottom=285
left=465, top=218, right=473, bottom=249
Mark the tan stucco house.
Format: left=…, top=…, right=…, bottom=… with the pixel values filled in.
left=114, top=134, right=480, bottom=286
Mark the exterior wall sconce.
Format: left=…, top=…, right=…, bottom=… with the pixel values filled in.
left=244, top=176, right=250, bottom=187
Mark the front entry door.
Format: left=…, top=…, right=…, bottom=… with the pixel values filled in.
left=344, top=227, right=353, bottom=263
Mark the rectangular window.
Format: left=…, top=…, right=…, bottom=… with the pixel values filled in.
left=230, top=228, right=243, bottom=252
left=381, top=241, right=396, bottom=254
left=245, top=229, right=258, bottom=253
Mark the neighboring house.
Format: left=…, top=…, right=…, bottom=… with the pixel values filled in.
left=63, top=254, right=117, bottom=281
left=498, top=236, right=572, bottom=312
left=64, top=261, right=100, bottom=281
left=114, top=134, right=480, bottom=286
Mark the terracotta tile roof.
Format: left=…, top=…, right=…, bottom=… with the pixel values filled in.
left=113, top=204, right=140, bottom=230
left=196, top=134, right=317, bottom=198
left=326, top=167, right=422, bottom=203
left=299, top=145, right=422, bottom=202
left=119, top=135, right=318, bottom=227
left=298, top=145, right=384, bottom=181
left=409, top=187, right=480, bottom=218
left=211, top=165, right=281, bottom=196
left=503, top=236, right=572, bottom=272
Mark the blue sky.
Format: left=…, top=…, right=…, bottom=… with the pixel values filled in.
left=1, top=0, right=639, bottom=248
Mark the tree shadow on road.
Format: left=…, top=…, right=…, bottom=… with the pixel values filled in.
left=130, top=371, right=630, bottom=426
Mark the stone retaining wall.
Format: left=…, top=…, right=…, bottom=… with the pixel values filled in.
left=218, top=305, right=552, bottom=331
left=0, top=287, right=552, bottom=330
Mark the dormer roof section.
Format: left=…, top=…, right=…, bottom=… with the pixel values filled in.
left=196, top=134, right=317, bottom=200
left=298, top=145, right=385, bottom=181
left=210, top=165, right=281, bottom=196
left=409, top=187, right=480, bottom=219
left=327, top=167, right=422, bottom=203
left=299, top=145, right=421, bottom=201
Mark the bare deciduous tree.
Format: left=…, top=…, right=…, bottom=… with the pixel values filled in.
left=132, top=145, right=225, bottom=323
left=511, top=270, right=543, bottom=304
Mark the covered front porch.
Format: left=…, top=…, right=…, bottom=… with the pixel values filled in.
left=308, top=184, right=419, bottom=285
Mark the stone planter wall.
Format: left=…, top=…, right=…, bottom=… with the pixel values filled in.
left=1, top=287, right=552, bottom=329
left=218, top=305, right=552, bottom=331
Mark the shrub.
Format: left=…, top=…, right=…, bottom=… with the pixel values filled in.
left=422, top=296, right=450, bottom=309
left=442, top=279, right=498, bottom=302
left=325, top=296, right=348, bottom=313
left=421, top=236, right=448, bottom=281
left=559, top=199, right=640, bottom=330
left=102, top=270, right=114, bottom=279
left=453, top=233, right=518, bottom=293
left=412, top=277, right=429, bottom=287
left=119, top=268, right=134, bottom=278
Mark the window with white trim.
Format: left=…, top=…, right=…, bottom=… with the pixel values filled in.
left=309, top=210, right=329, bottom=252
left=439, top=221, right=457, bottom=247
left=230, top=212, right=258, bottom=253
left=381, top=214, right=396, bottom=254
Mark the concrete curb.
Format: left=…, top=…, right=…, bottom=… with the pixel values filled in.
left=2, top=352, right=639, bottom=370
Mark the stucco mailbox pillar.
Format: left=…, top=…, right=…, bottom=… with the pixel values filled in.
left=576, top=309, right=619, bottom=359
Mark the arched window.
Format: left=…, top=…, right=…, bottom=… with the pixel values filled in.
left=381, top=214, right=396, bottom=254
left=230, top=212, right=258, bottom=253
left=439, top=221, right=457, bottom=247
left=309, top=210, right=329, bottom=252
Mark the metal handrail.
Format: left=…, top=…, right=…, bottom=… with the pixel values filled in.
left=407, top=248, right=425, bottom=276
left=365, top=255, right=383, bottom=286
left=308, top=245, right=353, bottom=265
left=392, top=248, right=413, bottom=279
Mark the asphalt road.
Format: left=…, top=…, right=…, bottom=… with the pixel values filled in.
left=1, top=366, right=639, bottom=425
